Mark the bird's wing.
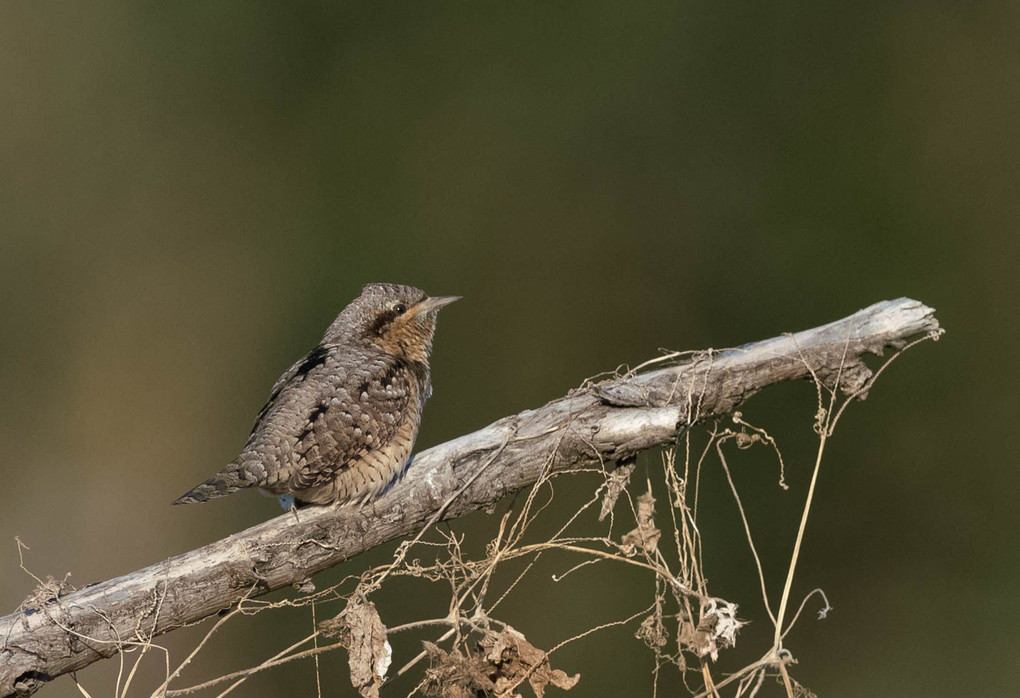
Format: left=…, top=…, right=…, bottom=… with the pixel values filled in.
left=174, top=344, right=356, bottom=505
left=247, top=343, right=333, bottom=440
left=278, top=353, right=420, bottom=493
left=305, top=358, right=416, bottom=491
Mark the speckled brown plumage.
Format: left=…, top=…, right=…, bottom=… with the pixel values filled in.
left=173, top=283, right=458, bottom=507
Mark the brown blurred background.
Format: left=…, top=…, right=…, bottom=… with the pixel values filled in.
left=1, top=2, right=1017, bottom=696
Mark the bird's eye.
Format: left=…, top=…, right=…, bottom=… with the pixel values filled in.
left=394, top=304, right=407, bottom=315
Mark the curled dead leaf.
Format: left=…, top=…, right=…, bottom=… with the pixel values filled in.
left=621, top=488, right=660, bottom=554
left=319, top=595, right=391, bottom=698
left=421, top=641, right=495, bottom=698
left=679, top=599, right=744, bottom=662
left=423, top=626, right=579, bottom=697
left=599, top=462, right=636, bottom=521
left=478, top=626, right=580, bottom=697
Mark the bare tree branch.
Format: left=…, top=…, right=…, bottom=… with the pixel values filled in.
left=0, top=298, right=941, bottom=697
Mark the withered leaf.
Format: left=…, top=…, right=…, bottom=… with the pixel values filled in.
left=621, top=488, right=661, bottom=554
left=680, top=599, right=744, bottom=662
left=478, top=627, right=580, bottom=697
left=420, top=641, right=495, bottom=698
left=599, top=462, right=636, bottom=521
left=319, top=595, right=391, bottom=698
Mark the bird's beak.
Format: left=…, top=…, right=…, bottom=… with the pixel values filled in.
left=419, top=295, right=461, bottom=313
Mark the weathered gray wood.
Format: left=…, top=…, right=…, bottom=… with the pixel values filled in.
left=0, top=298, right=941, bottom=697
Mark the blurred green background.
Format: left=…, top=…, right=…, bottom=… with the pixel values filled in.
left=1, top=2, right=1016, bottom=696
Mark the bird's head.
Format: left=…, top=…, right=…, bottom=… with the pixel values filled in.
left=327, top=283, right=459, bottom=362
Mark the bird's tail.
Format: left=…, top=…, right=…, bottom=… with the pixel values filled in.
left=171, top=458, right=264, bottom=505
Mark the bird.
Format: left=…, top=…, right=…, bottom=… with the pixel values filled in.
left=172, top=283, right=459, bottom=508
